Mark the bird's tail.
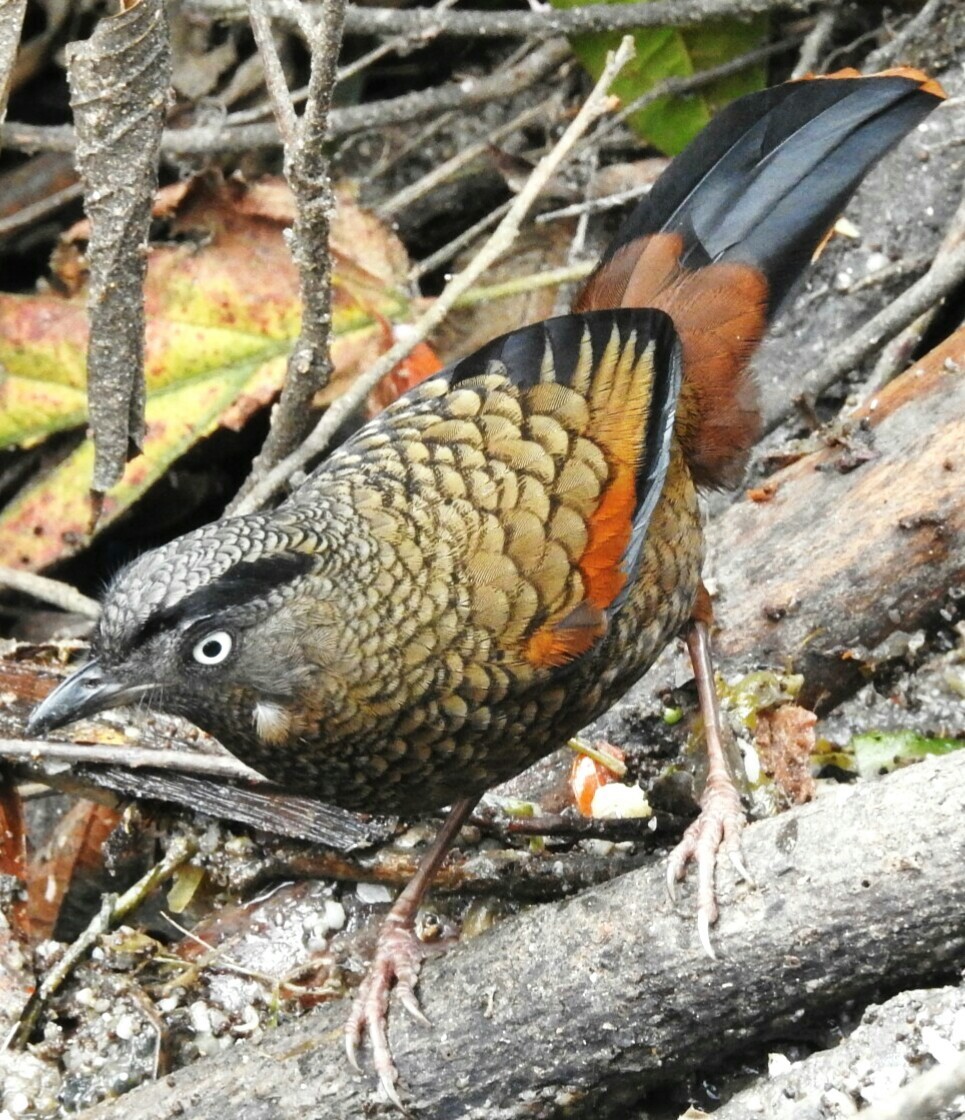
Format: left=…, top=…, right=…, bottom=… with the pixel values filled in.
left=575, top=68, right=945, bottom=486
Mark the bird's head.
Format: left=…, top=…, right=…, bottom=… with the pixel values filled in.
left=27, top=515, right=334, bottom=755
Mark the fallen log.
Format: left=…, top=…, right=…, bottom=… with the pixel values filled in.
left=708, top=326, right=965, bottom=711
left=80, top=749, right=965, bottom=1120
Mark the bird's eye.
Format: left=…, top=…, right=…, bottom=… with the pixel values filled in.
left=192, top=631, right=233, bottom=666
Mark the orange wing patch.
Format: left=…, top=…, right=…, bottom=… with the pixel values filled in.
left=523, top=601, right=607, bottom=668
left=522, top=326, right=659, bottom=669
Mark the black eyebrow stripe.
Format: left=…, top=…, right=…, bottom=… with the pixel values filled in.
left=132, top=552, right=315, bottom=646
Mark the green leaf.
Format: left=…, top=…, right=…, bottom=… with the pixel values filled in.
left=550, top=0, right=768, bottom=153
left=850, top=730, right=964, bottom=780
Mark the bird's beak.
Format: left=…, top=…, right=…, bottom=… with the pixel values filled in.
left=26, top=659, right=149, bottom=737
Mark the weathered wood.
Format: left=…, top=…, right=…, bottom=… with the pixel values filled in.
left=709, top=327, right=965, bottom=710
left=81, top=751, right=965, bottom=1120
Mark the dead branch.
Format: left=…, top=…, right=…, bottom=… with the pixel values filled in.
left=65, top=0, right=171, bottom=503
left=7, top=835, right=196, bottom=1050
left=377, top=94, right=562, bottom=220
left=335, top=0, right=462, bottom=85
left=189, top=0, right=816, bottom=41
left=232, top=0, right=346, bottom=506
left=0, top=0, right=26, bottom=130
left=857, top=180, right=965, bottom=403
left=247, top=0, right=298, bottom=149
left=0, top=181, right=84, bottom=240
left=0, top=740, right=393, bottom=852
left=228, top=36, right=637, bottom=516
left=77, top=749, right=965, bottom=1120
left=0, top=568, right=100, bottom=619
left=863, top=0, right=948, bottom=72
left=0, top=39, right=571, bottom=157
left=790, top=8, right=836, bottom=78
left=0, top=738, right=260, bottom=780
left=407, top=200, right=512, bottom=282
left=784, top=240, right=965, bottom=427
left=251, top=822, right=670, bottom=901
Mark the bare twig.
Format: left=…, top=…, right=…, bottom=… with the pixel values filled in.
left=230, top=36, right=637, bottom=516
left=0, top=0, right=27, bottom=131
left=767, top=240, right=965, bottom=431
left=408, top=199, right=512, bottom=282
left=367, top=109, right=457, bottom=182
left=365, top=36, right=544, bottom=179
left=854, top=184, right=965, bottom=406
left=536, top=182, right=655, bottom=223
left=821, top=27, right=882, bottom=73
left=0, top=181, right=84, bottom=240
left=0, top=567, right=100, bottom=619
left=247, top=0, right=298, bottom=148
left=230, top=0, right=346, bottom=511
left=188, top=0, right=816, bottom=41
left=5, top=834, right=197, bottom=1050
left=336, top=0, right=462, bottom=84
left=860, top=309, right=937, bottom=397
left=791, top=8, right=836, bottom=78
left=1, top=39, right=570, bottom=156
left=451, top=262, right=596, bottom=308
left=0, top=738, right=264, bottom=780
left=378, top=94, right=562, bottom=219
left=863, top=0, right=947, bottom=72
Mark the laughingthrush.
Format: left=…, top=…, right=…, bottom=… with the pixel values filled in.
left=29, top=67, right=945, bottom=1107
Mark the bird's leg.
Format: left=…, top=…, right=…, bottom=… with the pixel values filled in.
left=666, top=590, right=750, bottom=957
left=345, top=795, right=478, bottom=1108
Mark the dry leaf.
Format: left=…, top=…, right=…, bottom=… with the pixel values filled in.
left=0, top=174, right=412, bottom=569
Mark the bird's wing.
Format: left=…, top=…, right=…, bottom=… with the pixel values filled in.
left=574, top=68, right=945, bottom=488
left=341, top=309, right=682, bottom=669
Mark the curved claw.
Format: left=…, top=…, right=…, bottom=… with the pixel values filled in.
left=345, top=1021, right=363, bottom=1074
left=665, top=858, right=679, bottom=903
left=343, top=919, right=428, bottom=1110
left=398, top=983, right=432, bottom=1028
left=728, top=845, right=754, bottom=886
left=697, top=908, right=716, bottom=961
left=666, top=775, right=747, bottom=957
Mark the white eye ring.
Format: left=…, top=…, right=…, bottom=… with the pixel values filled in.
left=192, top=630, right=233, bottom=666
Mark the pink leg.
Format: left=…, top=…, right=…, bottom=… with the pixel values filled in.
left=345, top=796, right=478, bottom=1109
left=666, top=617, right=751, bottom=958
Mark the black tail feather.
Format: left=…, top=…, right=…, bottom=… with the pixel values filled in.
left=600, top=72, right=944, bottom=312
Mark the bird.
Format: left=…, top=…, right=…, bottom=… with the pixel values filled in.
left=29, top=66, right=944, bottom=1109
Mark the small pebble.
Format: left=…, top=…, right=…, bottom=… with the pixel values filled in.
left=356, top=882, right=393, bottom=905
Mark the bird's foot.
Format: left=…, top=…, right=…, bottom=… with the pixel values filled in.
left=666, top=771, right=750, bottom=958
left=345, top=914, right=430, bottom=1110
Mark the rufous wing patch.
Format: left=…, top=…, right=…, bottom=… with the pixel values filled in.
left=522, top=327, right=659, bottom=669
left=523, top=600, right=607, bottom=668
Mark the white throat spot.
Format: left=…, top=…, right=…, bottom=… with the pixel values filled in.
left=253, top=701, right=292, bottom=745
